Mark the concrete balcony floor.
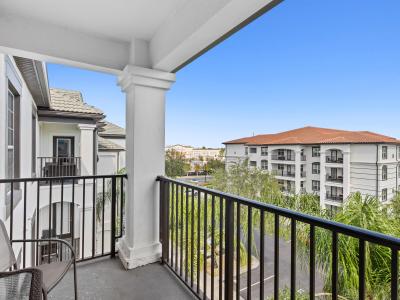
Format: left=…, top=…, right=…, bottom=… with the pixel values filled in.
left=49, top=257, right=195, bottom=300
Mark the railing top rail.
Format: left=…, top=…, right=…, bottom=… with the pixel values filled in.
left=0, top=174, right=127, bottom=183
left=37, top=156, right=82, bottom=158
left=157, top=175, right=400, bottom=249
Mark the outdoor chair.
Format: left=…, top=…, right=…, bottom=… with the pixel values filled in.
left=0, top=220, right=77, bottom=299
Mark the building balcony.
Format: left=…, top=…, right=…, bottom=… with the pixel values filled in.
left=271, top=155, right=295, bottom=161
left=326, top=192, right=344, bottom=202
left=326, top=174, right=344, bottom=183
left=3, top=174, right=400, bottom=299
left=301, top=154, right=306, bottom=161
left=38, top=156, right=81, bottom=178
left=326, top=156, right=343, bottom=164
left=273, top=170, right=296, bottom=177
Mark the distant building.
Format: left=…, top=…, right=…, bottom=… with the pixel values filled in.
left=165, top=144, right=223, bottom=172
left=224, top=126, right=400, bottom=212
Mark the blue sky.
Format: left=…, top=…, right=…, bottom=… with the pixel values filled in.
left=47, top=0, right=400, bottom=148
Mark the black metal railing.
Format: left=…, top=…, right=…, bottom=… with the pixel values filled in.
left=273, top=170, right=296, bottom=177
left=326, top=193, right=344, bottom=202
left=0, top=174, right=126, bottom=269
left=326, top=156, right=344, bottom=163
left=326, top=175, right=344, bottom=183
left=158, top=176, right=400, bottom=300
left=38, top=157, right=81, bottom=178
left=271, top=154, right=295, bottom=161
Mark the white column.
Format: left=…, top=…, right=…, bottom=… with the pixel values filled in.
left=117, top=65, right=175, bottom=269
left=78, top=124, right=96, bottom=176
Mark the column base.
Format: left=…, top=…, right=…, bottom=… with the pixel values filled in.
left=117, top=237, right=162, bottom=269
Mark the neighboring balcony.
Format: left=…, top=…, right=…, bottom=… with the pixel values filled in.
left=273, top=169, right=295, bottom=177
left=326, top=192, right=344, bottom=202
left=326, top=174, right=344, bottom=183
left=301, top=154, right=306, bottom=161
left=271, top=154, right=295, bottom=161
left=38, top=157, right=81, bottom=178
left=325, top=150, right=344, bottom=164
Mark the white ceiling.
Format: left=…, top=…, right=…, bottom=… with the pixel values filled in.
left=0, top=0, right=188, bottom=42
left=0, top=0, right=281, bottom=72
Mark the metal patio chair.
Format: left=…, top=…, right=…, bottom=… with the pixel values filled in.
left=0, top=220, right=77, bottom=299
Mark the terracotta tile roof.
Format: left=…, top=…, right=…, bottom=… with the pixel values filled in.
left=223, top=126, right=400, bottom=145
left=49, top=88, right=104, bottom=115
left=99, top=121, right=125, bottom=137
left=98, top=137, right=125, bottom=151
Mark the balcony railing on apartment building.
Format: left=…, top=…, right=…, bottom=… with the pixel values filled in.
left=38, top=157, right=81, bottom=178
left=301, top=155, right=306, bottom=161
left=273, top=170, right=295, bottom=177
left=0, top=174, right=126, bottom=269
left=326, top=175, right=344, bottom=183
left=271, top=154, right=295, bottom=161
left=326, top=193, right=344, bottom=202
left=326, top=156, right=344, bottom=164
left=157, top=176, right=400, bottom=300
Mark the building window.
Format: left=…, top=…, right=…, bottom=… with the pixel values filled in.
left=245, top=147, right=248, bottom=155
left=312, top=162, right=320, bottom=174
left=6, top=88, right=20, bottom=187
left=261, top=160, right=268, bottom=170
left=261, top=147, right=268, bottom=156
left=312, top=147, right=320, bottom=157
left=382, top=188, right=387, bottom=202
left=382, top=146, right=388, bottom=160
left=382, top=165, right=388, bottom=181
left=249, top=161, right=257, bottom=167
left=312, top=180, right=320, bottom=191
left=249, top=147, right=257, bottom=154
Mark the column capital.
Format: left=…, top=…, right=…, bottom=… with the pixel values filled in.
left=78, top=123, right=96, bottom=131
left=118, top=65, right=176, bottom=91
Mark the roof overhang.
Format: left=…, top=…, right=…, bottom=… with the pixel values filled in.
left=0, top=0, right=282, bottom=73
left=13, top=56, right=50, bottom=107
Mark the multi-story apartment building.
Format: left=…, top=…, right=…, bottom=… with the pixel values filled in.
left=224, top=126, right=400, bottom=211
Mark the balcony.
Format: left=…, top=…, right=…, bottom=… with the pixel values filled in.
left=301, top=154, right=306, bottom=161
left=326, top=174, right=344, bottom=183
left=326, top=156, right=343, bottom=164
left=326, top=192, right=344, bottom=202
left=38, top=157, right=81, bottom=178
left=271, top=154, right=295, bottom=161
left=3, top=174, right=400, bottom=299
left=273, top=170, right=295, bottom=177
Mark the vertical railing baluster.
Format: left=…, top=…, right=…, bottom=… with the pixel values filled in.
left=110, top=176, right=116, bottom=258
left=274, top=214, right=280, bottom=300
left=101, top=178, right=105, bottom=255
left=175, top=184, right=179, bottom=271
left=171, top=183, right=175, bottom=268
left=120, top=177, right=124, bottom=236
left=219, top=197, right=223, bottom=300
left=72, top=180, right=75, bottom=257
left=48, top=179, right=52, bottom=263
left=191, top=188, right=194, bottom=288
left=236, top=202, right=241, bottom=300
left=291, top=219, right=296, bottom=300
left=332, top=231, right=338, bottom=300
left=180, top=185, right=184, bottom=277
left=359, top=239, right=365, bottom=300
left=36, top=181, right=40, bottom=265
left=197, top=190, right=201, bottom=294
left=211, top=194, right=215, bottom=300
left=185, top=186, right=189, bottom=281
left=92, top=178, right=96, bottom=257
left=224, top=199, right=234, bottom=300
left=247, top=206, right=252, bottom=300
left=82, top=178, right=86, bottom=259
left=260, top=210, right=265, bottom=300
left=22, top=181, right=27, bottom=268
left=310, top=225, right=315, bottom=300
left=203, top=193, right=208, bottom=300
left=391, top=248, right=398, bottom=300
left=60, top=179, right=64, bottom=260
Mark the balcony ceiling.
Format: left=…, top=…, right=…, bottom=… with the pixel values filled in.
left=0, top=0, right=281, bottom=73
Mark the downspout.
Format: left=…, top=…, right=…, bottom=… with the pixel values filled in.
left=376, top=144, right=379, bottom=198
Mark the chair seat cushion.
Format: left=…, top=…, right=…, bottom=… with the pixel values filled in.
left=36, top=261, right=70, bottom=292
